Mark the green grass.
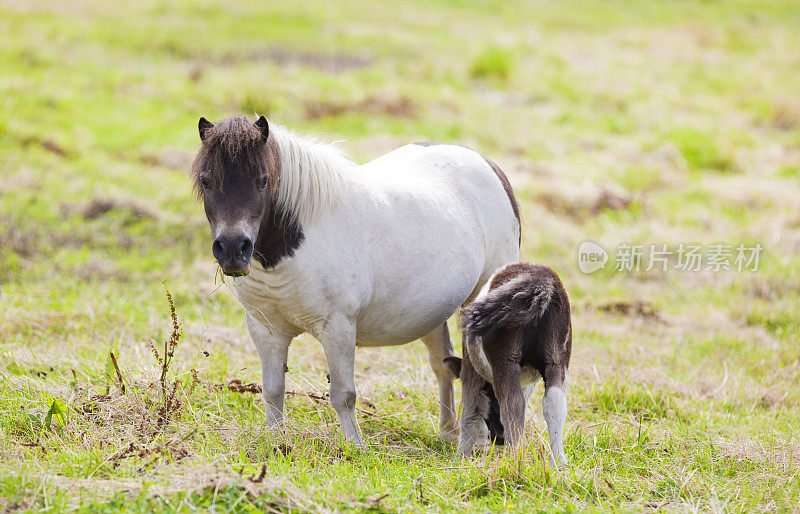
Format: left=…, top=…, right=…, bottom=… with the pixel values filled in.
left=1, top=0, right=800, bottom=511
left=469, top=45, right=515, bottom=82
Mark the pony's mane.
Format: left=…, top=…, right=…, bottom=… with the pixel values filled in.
left=191, top=116, right=352, bottom=224
left=269, top=122, right=352, bottom=223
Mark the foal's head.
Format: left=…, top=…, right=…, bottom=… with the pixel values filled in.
left=191, top=116, right=279, bottom=276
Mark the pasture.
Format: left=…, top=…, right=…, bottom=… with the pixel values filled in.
left=1, top=0, right=799, bottom=511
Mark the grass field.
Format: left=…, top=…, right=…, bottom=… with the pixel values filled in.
left=1, top=0, right=799, bottom=511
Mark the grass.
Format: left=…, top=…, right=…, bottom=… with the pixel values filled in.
left=1, top=0, right=800, bottom=511
left=469, top=46, right=515, bottom=82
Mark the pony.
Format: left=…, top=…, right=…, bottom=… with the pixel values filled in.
left=445, top=263, right=572, bottom=466
left=191, top=115, right=520, bottom=445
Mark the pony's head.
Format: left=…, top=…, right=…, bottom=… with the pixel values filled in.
left=191, top=116, right=279, bottom=276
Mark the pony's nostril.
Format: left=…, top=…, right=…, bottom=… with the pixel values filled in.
left=212, top=239, right=226, bottom=261
left=239, top=238, right=253, bottom=256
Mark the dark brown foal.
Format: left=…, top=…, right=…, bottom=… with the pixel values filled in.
left=447, top=263, right=572, bottom=466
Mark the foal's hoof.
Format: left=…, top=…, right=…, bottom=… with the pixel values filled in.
left=453, top=447, right=472, bottom=462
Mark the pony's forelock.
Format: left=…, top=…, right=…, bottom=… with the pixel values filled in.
left=191, top=116, right=278, bottom=200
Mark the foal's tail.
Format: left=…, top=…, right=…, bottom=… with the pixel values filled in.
left=462, top=273, right=556, bottom=336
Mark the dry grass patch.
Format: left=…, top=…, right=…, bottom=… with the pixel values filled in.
left=61, top=197, right=161, bottom=222
left=771, top=96, right=800, bottom=130
left=303, top=93, right=417, bottom=120
left=534, top=179, right=633, bottom=221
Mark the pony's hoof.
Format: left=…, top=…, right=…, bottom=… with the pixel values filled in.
left=440, top=428, right=459, bottom=443
left=550, top=453, right=569, bottom=469
left=264, top=420, right=285, bottom=434
left=347, top=433, right=366, bottom=449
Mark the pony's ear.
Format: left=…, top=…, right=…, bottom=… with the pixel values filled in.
left=198, top=117, right=214, bottom=141
left=443, top=357, right=462, bottom=379
left=254, top=115, right=269, bottom=141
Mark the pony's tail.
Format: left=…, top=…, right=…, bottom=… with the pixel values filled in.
left=463, top=275, right=555, bottom=336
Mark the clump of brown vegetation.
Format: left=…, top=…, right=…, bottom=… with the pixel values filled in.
left=258, top=47, right=373, bottom=73
left=596, top=300, right=663, bottom=322
left=303, top=93, right=417, bottom=120
left=9, top=132, right=70, bottom=157
left=138, top=148, right=194, bottom=171
left=65, top=288, right=200, bottom=465
left=78, top=198, right=158, bottom=221
left=148, top=288, right=185, bottom=428
left=0, top=214, right=41, bottom=258
left=225, top=378, right=262, bottom=394
left=535, top=182, right=633, bottom=221
left=771, top=96, right=800, bottom=130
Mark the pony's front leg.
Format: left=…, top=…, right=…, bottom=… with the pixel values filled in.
left=245, top=313, right=293, bottom=429
left=318, top=318, right=364, bottom=447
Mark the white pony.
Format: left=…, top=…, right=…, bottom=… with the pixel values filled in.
left=192, top=115, right=520, bottom=445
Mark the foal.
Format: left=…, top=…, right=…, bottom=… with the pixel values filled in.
left=447, top=263, right=572, bottom=466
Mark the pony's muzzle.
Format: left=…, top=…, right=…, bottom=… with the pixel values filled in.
left=212, top=234, right=253, bottom=276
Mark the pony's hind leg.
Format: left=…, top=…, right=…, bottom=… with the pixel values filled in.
left=456, top=342, right=491, bottom=457
left=421, top=323, right=458, bottom=440
left=542, top=365, right=569, bottom=467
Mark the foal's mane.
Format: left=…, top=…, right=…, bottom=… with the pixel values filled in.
left=191, top=116, right=353, bottom=224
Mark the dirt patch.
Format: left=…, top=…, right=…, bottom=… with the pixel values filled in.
left=595, top=300, right=663, bottom=322
left=743, top=276, right=800, bottom=301
left=138, top=148, right=194, bottom=171
left=67, top=259, right=127, bottom=281
left=535, top=181, right=632, bottom=220
left=9, top=133, right=70, bottom=158
left=61, top=197, right=160, bottom=222
left=209, top=46, right=373, bottom=73
left=304, top=94, right=417, bottom=120
left=0, top=216, right=41, bottom=258
left=771, top=96, right=800, bottom=131
left=254, top=47, right=373, bottom=73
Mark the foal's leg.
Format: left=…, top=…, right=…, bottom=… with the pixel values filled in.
left=542, top=365, right=569, bottom=467
left=457, top=340, right=490, bottom=457
left=485, top=331, right=525, bottom=450
left=245, top=313, right=294, bottom=429
left=522, top=382, right=537, bottom=420
left=317, top=318, right=364, bottom=447
left=490, top=364, right=525, bottom=450
left=421, top=323, right=458, bottom=440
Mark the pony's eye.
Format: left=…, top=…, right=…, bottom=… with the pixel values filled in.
left=199, top=177, right=211, bottom=190
left=259, top=176, right=269, bottom=189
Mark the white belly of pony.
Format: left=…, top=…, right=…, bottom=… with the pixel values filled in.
left=236, top=228, right=485, bottom=346
left=353, top=277, right=475, bottom=346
